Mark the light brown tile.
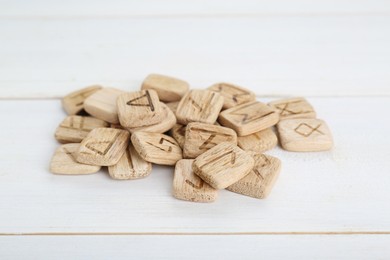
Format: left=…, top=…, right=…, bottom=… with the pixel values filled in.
left=176, top=90, right=224, bottom=125
left=165, top=101, right=180, bottom=114
left=128, top=102, right=176, bottom=134
left=237, top=128, right=277, bottom=153
left=131, top=132, right=182, bottom=166
left=208, top=82, right=256, bottom=109
left=108, top=144, right=152, bottom=180
left=193, top=142, right=254, bottom=189
left=117, top=89, right=164, bottom=129
left=62, top=85, right=102, bottom=115
left=141, top=74, right=189, bottom=102
left=227, top=153, right=281, bottom=199
left=55, top=115, right=109, bottom=143
left=50, top=143, right=101, bottom=175
left=183, top=122, right=237, bottom=159
left=77, top=128, right=130, bottom=166
left=268, top=97, right=316, bottom=120
left=169, top=124, right=186, bottom=148
left=84, top=87, right=125, bottom=124
left=219, top=101, right=279, bottom=136
left=277, top=118, right=333, bottom=152
left=173, top=159, right=218, bottom=203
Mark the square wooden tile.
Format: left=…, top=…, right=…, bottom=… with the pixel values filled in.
left=219, top=101, right=279, bottom=136
left=55, top=115, right=109, bottom=143
left=108, top=144, right=152, bottom=180
left=141, top=74, right=189, bottom=102
left=176, top=90, right=224, bottom=125
left=84, top=87, right=125, bottom=124
left=183, top=122, right=237, bottom=159
left=237, top=128, right=278, bottom=153
left=208, top=82, right=256, bottom=109
left=77, top=128, right=130, bottom=166
left=131, top=132, right=183, bottom=166
left=117, top=89, right=164, bottom=129
left=277, top=118, right=333, bottom=152
left=62, top=85, right=102, bottom=115
left=50, top=143, right=101, bottom=175
left=193, top=142, right=254, bottom=189
left=268, top=97, right=316, bottom=120
left=128, top=102, right=176, bottom=134
left=169, top=124, right=186, bottom=148
left=173, top=159, right=218, bottom=203
left=227, top=153, right=281, bottom=199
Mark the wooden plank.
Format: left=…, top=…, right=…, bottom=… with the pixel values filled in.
left=0, top=235, right=389, bottom=259
left=0, top=97, right=390, bottom=234
left=0, top=16, right=389, bottom=98
left=1, top=0, right=389, bottom=17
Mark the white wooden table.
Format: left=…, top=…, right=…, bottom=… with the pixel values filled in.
left=1, top=1, right=390, bottom=259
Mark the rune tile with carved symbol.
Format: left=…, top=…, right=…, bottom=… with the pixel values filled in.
left=176, top=89, right=224, bottom=125
left=219, top=101, right=279, bottom=136
left=50, top=143, right=101, bottom=175
left=268, top=97, right=316, bottom=120
left=131, top=132, right=183, bottom=166
left=193, top=142, right=255, bottom=189
left=208, top=82, right=256, bottom=109
left=77, top=128, right=130, bottom=166
left=117, top=89, right=164, bottom=129
left=277, top=118, right=333, bottom=152
left=62, top=85, right=103, bottom=115
left=227, top=152, right=281, bottom=199
left=173, top=159, right=218, bottom=203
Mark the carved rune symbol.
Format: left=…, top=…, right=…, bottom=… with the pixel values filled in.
left=294, top=123, right=324, bottom=137
left=199, top=134, right=217, bottom=150
left=146, top=138, right=176, bottom=152
left=84, top=133, right=121, bottom=156
left=62, top=147, right=76, bottom=162
left=200, top=150, right=236, bottom=169
left=126, top=91, right=155, bottom=111
left=185, top=179, right=204, bottom=189
left=231, top=104, right=274, bottom=124
left=61, top=116, right=89, bottom=132
left=275, top=101, right=312, bottom=116
left=216, top=85, right=249, bottom=103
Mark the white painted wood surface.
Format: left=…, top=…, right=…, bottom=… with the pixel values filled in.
left=0, top=97, right=389, bottom=234
left=1, top=235, right=390, bottom=259
left=1, top=0, right=390, bottom=258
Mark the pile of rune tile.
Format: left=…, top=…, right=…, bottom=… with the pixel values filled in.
left=50, top=74, right=333, bottom=202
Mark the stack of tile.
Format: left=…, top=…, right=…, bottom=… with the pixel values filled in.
left=50, top=74, right=333, bottom=203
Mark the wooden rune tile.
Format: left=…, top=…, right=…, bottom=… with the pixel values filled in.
left=62, top=85, right=102, bottom=115
left=169, top=124, right=186, bottom=148
left=128, top=102, right=176, bottom=134
left=193, top=142, right=255, bottom=189
left=117, top=89, right=164, bottom=128
left=176, top=90, right=224, bottom=125
left=108, top=144, right=152, bottom=180
left=131, top=132, right=183, bottom=166
left=218, top=101, right=279, bottom=136
left=141, top=74, right=189, bottom=102
left=227, top=153, right=281, bottom=199
left=208, top=82, right=256, bottom=109
left=183, top=122, right=237, bottom=159
left=268, top=97, right=316, bottom=120
left=84, top=87, right=125, bottom=124
left=50, top=143, right=101, bottom=175
left=76, top=128, right=130, bottom=166
left=55, top=115, right=109, bottom=143
left=173, top=159, right=218, bottom=203
left=237, top=128, right=278, bottom=153
left=165, top=101, right=180, bottom=114
left=277, top=118, right=333, bottom=152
